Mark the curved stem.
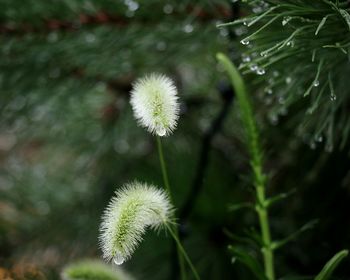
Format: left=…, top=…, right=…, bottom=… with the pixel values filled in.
left=156, top=136, right=187, bottom=280
left=166, top=223, right=200, bottom=280
left=217, top=53, right=275, bottom=280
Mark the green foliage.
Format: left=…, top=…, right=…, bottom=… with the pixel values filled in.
left=229, top=246, right=268, bottom=280
left=314, top=250, right=348, bottom=280
left=219, top=0, right=350, bottom=151
left=217, top=53, right=275, bottom=280
left=62, top=260, right=133, bottom=280
left=270, top=220, right=318, bottom=250
left=217, top=52, right=349, bottom=280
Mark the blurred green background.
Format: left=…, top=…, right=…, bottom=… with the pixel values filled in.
left=0, top=1, right=349, bottom=279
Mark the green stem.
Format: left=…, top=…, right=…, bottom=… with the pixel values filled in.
left=166, top=223, right=200, bottom=280
left=156, top=136, right=187, bottom=280
left=255, top=164, right=274, bottom=280
left=156, top=136, right=172, bottom=200
left=217, top=53, right=275, bottom=280
left=256, top=185, right=275, bottom=280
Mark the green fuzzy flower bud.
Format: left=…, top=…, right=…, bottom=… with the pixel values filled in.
left=99, top=182, right=173, bottom=265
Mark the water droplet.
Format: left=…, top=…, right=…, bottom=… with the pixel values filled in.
left=313, top=80, right=319, bottom=87
left=282, top=16, right=291, bottom=26
left=250, top=64, right=258, bottom=71
left=243, top=21, right=248, bottom=26
left=286, top=40, right=294, bottom=47
left=253, top=6, right=263, bottom=13
left=269, top=114, right=279, bottom=125
left=85, top=33, right=96, bottom=43
left=113, top=255, right=125, bottom=265
left=316, top=135, right=323, bottom=142
left=156, top=41, right=166, bottom=51
left=330, top=94, right=337, bottom=101
left=257, top=67, right=265, bottom=75
left=265, top=88, right=273, bottom=95
left=325, top=143, right=333, bottom=152
left=183, top=24, right=194, bottom=33
left=220, top=28, right=229, bottom=37
left=240, top=39, right=250, bottom=45
left=273, top=71, right=279, bottom=77
left=157, top=127, right=166, bottom=136
left=47, top=32, right=58, bottom=43
left=280, top=107, right=288, bottom=116
left=124, top=0, right=139, bottom=11
left=242, top=54, right=251, bottom=62
left=234, top=26, right=248, bottom=36
left=285, top=77, right=292, bottom=84
left=310, top=141, right=316, bottom=150
left=163, top=4, right=173, bottom=14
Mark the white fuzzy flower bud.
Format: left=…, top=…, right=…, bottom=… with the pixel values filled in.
left=130, top=73, right=180, bottom=136
left=99, top=181, right=173, bottom=265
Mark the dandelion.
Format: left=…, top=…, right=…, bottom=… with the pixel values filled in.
left=130, top=73, right=180, bottom=136
left=99, top=181, right=173, bottom=265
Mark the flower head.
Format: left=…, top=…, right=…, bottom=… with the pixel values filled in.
left=99, top=181, right=173, bottom=265
left=62, top=259, right=134, bottom=280
left=130, top=73, right=180, bottom=136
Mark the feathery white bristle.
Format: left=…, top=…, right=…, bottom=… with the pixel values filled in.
left=130, top=73, right=180, bottom=137
left=99, top=181, right=173, bottom=264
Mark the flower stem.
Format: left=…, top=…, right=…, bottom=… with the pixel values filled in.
left=156, top=136, right=187, bottom=280
left=166, top=223, right=200, bottom=280
left=256, top=177, right=275, bottom=280
left=156, top=136, right=172, bottom=199
left=217, top=53, right=275, bottom=280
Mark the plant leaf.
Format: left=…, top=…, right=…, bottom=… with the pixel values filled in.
left=266, top=188, right=296, bottom=207
left=244, top=227, right=264, bottom=247
left=339, top=9, right=350, bottom=31
left=224, top=228, right=261, bottom=249
left=315, top=15, right=329, bottom=35
left=272, top=220, right=318, bottom=250
left=228, top=202, right=254, bottom=212
left=229, top=246, right=268, bottom=280
left=314, top=249, right=348, bottom=280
